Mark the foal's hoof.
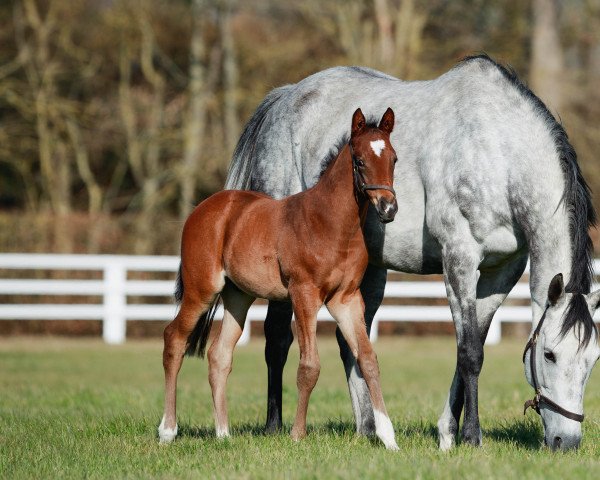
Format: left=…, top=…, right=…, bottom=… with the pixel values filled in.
left=291, top=429, right=307, bottom=442
left=158, top=417, right=178, bottom=444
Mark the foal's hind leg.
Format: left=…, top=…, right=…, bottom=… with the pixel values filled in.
left=437, top=253, right=527, bottom=450
left=207, top=283, right=254, bottom=438
left=160, top=294, right=214, bottom=443
left=327, top=292, right=398, bottom=450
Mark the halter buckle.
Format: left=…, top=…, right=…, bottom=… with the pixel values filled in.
left=523, top=392, right=541, bottom=416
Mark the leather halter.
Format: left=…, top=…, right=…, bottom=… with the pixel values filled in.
left=522, top=307, right=585, bottom=423
left=350, top=147, right=396, bottom=197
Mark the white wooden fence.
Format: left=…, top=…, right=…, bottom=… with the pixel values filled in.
left=1, top=253, right=598, bottom=346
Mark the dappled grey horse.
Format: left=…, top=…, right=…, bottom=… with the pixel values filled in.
left=225, top=55, right=600, bottom=450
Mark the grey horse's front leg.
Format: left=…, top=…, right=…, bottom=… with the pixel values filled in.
left=438, top=253, right=528, bottom=450
left=335, top=263, right=387, bottom=435
left=440, top=247, right=483, bottom=447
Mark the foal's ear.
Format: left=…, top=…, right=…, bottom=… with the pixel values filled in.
left=548, top=273, right=565, bottom=306
left=378, top=107, right=395, bottom=134
left=351, top=108, right=366, bottom=137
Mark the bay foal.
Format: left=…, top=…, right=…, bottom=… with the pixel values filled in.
left=159, top=108, right=399, bottom=449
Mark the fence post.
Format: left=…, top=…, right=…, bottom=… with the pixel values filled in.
left=237, top=319, right=251, bottom=345
left=103, top=260, right=127, bottom=344
left=369, top=317, right=379, bottom=343
left=485, top=316, right=501, bottom=345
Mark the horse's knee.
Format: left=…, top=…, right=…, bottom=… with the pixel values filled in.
left=297, top=358, right=320, bottom=389
left=357, top=350, right=380, bottom=380
left=163, top=322, right=184, bottom=366
left=208, top=346, right=232, bottom=382
left=457, top=342, right=483, bottom=377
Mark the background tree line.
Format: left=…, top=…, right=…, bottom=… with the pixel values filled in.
left=0, top=0, right=599, bottom=254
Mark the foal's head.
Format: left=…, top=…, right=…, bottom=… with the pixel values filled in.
left=350, top=108, right=398, bottom=223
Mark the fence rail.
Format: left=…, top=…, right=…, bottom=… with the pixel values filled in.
left=1, top=254, right=599, bottom=345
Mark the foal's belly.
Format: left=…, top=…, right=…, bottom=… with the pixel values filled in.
left=222, top=200, right=290, bottom=301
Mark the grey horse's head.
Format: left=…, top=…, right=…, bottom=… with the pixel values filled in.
left=524, top=273, right=600, bottom=450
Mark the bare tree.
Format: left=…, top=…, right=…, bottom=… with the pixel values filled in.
left=180, top=0, right=208, bottom=219
left=221, top=0, right=240, bottom=159
left=530, top=0, right=565, bottom=113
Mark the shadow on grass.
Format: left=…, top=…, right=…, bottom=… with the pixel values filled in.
left=178, top=417, right=544, bottom=450
left=485, top=419, right=543, bottom=450
left=178, top=422, right=268, bottom=439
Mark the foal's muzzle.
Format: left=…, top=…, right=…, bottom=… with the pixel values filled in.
left=376, top=196, right=398, bottom=223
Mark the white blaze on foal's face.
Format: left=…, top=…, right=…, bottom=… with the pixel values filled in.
left=370, top=139, right=385, bottom=157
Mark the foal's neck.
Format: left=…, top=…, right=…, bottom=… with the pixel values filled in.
left=312, top=145, right=369, bottom=231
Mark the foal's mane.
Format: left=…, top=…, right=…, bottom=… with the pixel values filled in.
left=317, top=117, right=379, bottom=179
left=462, top=54, right=598, bottom=346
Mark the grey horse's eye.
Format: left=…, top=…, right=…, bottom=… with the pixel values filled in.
left=544, top=351, right=556, bottom=363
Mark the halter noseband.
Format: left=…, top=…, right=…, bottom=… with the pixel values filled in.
left=351, top=147, right=396, bottom=197
left=522, top=307, right=585, bottom=423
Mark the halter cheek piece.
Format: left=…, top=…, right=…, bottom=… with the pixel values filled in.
left=522, top=307, right=585, bottom=423
left=351, top=147, right=396, bottom=197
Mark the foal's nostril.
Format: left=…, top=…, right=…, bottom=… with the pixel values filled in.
left=553, top=436, right=562, bottom=449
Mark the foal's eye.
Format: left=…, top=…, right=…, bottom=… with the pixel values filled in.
left=356, top=158, right=365, bottom=167
left=393, top=156, right=398, bottom=164
left=544, top=351, right=556, bottom=363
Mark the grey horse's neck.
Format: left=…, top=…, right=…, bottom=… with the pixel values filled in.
left=528, top=215, right=573, bottom=328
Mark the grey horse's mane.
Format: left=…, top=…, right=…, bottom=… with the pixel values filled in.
left=561, top=294, right=598, bottom=350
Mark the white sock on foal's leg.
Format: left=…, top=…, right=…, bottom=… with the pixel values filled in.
left=215, top=424, right=230, bottom=439
left=373, top=409, right=399, bottom=451
left=158, top=415, right=178, bottom=444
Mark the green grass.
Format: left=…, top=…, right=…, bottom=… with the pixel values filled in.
left=1, top=336, right=599, bottom=479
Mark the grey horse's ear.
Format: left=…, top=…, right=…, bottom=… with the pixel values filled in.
left=351, top=108, right=366, bottom=137
left=378, top=107, right=395, bottom=134
left=585, top=288, right=600, bottom=312
left=548, top=273, right=565, bottom=306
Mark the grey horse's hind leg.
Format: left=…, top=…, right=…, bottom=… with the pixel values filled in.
left=264, top=300, right=294, bottom=433
left=336, top=263, right=387, bottom=435
left=438, top=253, right=528, bottom=450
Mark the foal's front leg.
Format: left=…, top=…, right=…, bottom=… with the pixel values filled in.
left=328, top=292, right=398, bottom=450
left=289, top=287, right=321, bottom=441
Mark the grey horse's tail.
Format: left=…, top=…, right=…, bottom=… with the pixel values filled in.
left=224, top=84, right=293, bottom=190
left=174, top=263, right=220, bottom=358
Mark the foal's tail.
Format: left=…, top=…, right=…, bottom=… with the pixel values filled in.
left=225, top=84, right=293, bottom=190
left=174, top=263, right=221, bottom=358
left=184, top=294, right=221, bottom=358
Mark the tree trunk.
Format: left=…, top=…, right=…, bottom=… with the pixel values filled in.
left=221, top=0, right=240, bottom=160
left=180, top=0, right=208, bottom=219
left=530, top=0, right=565, bottom=113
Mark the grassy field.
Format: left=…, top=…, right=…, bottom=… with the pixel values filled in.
left=1, top=336, right=599, bottom=479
